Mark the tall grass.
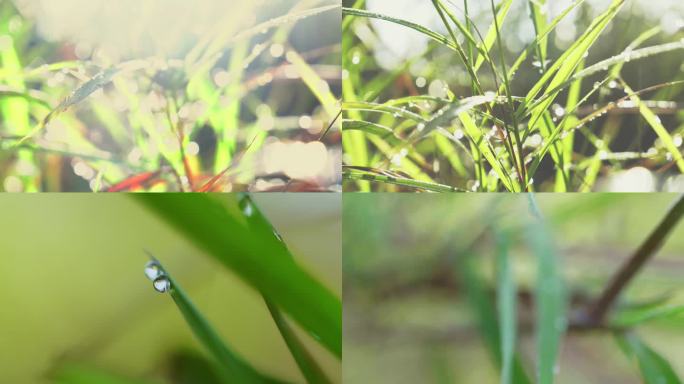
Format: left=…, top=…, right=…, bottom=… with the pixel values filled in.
left=342, top=0, right=684, bottom=192
left=0, top=1, right=340, bottom=191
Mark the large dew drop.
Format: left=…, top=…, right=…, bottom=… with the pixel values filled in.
left=144, top=260, right=163, bottom=281
left=153, top=276, right=171, bottom=293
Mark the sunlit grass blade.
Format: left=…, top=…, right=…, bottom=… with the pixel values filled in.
left=145, top=256, right=287, bottom=384
left=343, top=166, right=464, bottom=192
left=342, top=119, right=401, bottom=142
left=134, top=194, right=342, bottom=358
left=286, top=50, right=338, bottom=119
left=619, top=79, right=684, bottom=172
left=616, top=332, right=682, bottom=384
left=13, top=67, right=120, bottom=145
left=475, top=0, right=514, bottom=72
left=526, top=195, right=566, bottom=384
left=495, top=228, right=517, bottom=384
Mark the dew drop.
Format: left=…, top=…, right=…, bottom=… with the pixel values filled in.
left=153, top=276, right=171, bottom=293
left=144, top=260, right=163, bottom=281
left=239, top=197, right=254, bottom=217
left=273, top=230, right=283, bottom=242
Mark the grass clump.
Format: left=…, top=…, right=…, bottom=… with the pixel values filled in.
left=342, top=0, right=684, bottom=192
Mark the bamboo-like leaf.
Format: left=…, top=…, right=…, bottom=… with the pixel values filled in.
left=526, top=195, right=566, bottom=384
left=616, top=332, right=682, bottom=384
left=495, top=229, right=516, bottom=384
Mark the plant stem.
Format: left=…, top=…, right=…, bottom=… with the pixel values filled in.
left=586, top=194, right=684, bottom=325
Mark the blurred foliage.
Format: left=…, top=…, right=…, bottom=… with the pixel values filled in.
left=344, top=193, right=684, bottom=383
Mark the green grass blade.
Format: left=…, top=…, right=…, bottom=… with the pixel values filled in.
left=343, top=167, right=464, bottom=192
left=475, top=0, right=514, bottom=72
left=342, top=8, right=460, bottom=54
left=146, top=256, right=287, bottom=384
left=495, top=229, right=516, bottom=384
left=133, top=194, right=341, bottom=358
left=342, top=119, right=401, bottom=142
left=619, top=79, right=684, bottom=172
left=457, top=252, right=532, bottom=384
left=237, top=194, right=334, bottom=383
left=612, top=305, right=684, bottom=328
left=526, top=195, right=566, bottom=384
left=286, top=50, right=338, bottom=119
left=616, top=332, right=682, bottom=384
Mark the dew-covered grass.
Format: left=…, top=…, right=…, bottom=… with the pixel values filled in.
left=0, top=0, right=341, bottom=192
left=342, top=0, right=684, bottom=192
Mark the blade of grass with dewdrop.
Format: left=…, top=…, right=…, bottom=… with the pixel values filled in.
left=12, top=66, right=120, bottom=146
left=434, top=134, right=468, bottom=178
left=342, top=8, right=466, bottom=56
left=364, top=134, right=434, bottom=183
left=282, top=50, right=337, bottom=119
left=188, top=4, right=339, bottom=73
left=523, top=0, right=624, bottom=106
left=239, top=195, right=333, bottom=383
left=342, top=39, right=369, bottom=191
left=456, top=252, right=532, bottom=384
left=506, top=0, right=586, bottom=86
left=431, top=0, right=501, bottom=76
left=343, top=167, right=464, bottom=192
left=526, top=195, right=566, bottom=384
left=148, top=257, right=287, bottom=384
left=554, top=60, right=583, bottom=192
left=474, top=0, right=514, bottom=72
left=523, top=41, right=684, bottom=116
left=619, top=79, right=684, bottom=172
left=343, top=101, right=425, bottom=122
left=134, top=194, right=341, bottom=357
left=525, top=0, right=625, bottom=166
left=616, top=332, right=682, bottom=384
left=342, top=119, right=402, bottom=143
left=527, top=0, right=548, bottom=72
left=459, top=111, right=518, bottom=191
left=495, top=228, right=517, bottom=384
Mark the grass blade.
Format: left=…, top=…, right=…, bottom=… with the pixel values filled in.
left=616, top=332, right=682, bottom=384
left=343, top=166, right=464, bottom=192
left=495, top=229, right=516, bottom=384
left=238, top=194, right=334, bottom=384
left=145, top=256, right=287, bottom=384
left=619, top=79, right=684, bottom=172
left=526, top=195, right=566, bottom=384
left=456, top=251, right=532, bottom=384
left=133, top=194, right=342, bottom=358
left=612, top=305, right=684, bottom=328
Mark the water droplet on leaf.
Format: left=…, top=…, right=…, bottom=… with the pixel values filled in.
left=153, top=276, right=171, bottom=293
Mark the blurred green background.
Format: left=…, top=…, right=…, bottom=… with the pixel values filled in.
left=0, top=193, right=341, bottom=383
left=344, top=193, right=684, bottom=383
